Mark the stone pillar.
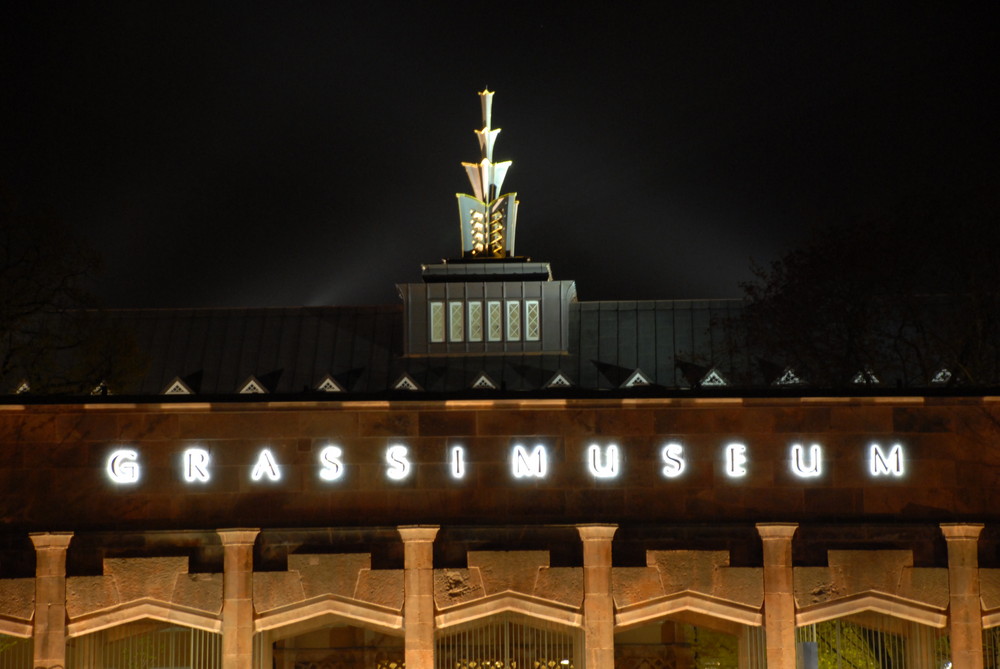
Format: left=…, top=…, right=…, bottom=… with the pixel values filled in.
left=400, top=526, right=439, bottom=669
left=578, top=524, right=618, bottom=669
left=30, top=532, right=73, bottom=669
left=942, top=523, right=984, bottom=669
left=756, top=523, right=798, bottom=669
left=219, top=529, right=260, bottom=669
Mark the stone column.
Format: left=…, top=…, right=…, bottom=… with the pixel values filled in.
left=756, top=523, right=798, bottom=669
left=578, top=524, right=618, bottom=669
left=941, top=523, right=984, bottom=669
left=400, top=526, right=439, bottom=669
left=30, top=532, right=73, bottom=669
left=219, top=529, right=260, bottom=669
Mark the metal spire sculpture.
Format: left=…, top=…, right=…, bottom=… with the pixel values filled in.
left=457, top=89, right=519, bottom=258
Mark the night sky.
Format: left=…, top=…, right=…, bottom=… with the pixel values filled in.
left=2, top=3, right=997, bottom=308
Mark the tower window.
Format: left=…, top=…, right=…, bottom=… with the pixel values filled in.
left=487, top=301, right=503, bottom=341
left=525, top=300, right=541, bottom=341
left=506, top=300, right=521, bottom=340
left=429, top=301, right=445, bottom=343
left=449, top=301, right=465, bottom=342
left=468, top=301, right=483, bottom=342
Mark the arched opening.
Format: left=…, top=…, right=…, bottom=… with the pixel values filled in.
left=0, top=634, right=32, bottom=669
left=65, top=620, right=221, bottom=668
left=795, top=613, right=948, bottom=669
left=982, top=626, right=1000, bottom=668
left=615, top=616, right=766, bottom=669
left=435, top=613, right=581, bottom=669
left=254, top=621, right=404, bottom=669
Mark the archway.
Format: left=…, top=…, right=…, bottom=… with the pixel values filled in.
left=0, top=634, right=32, bottom=668
left=254, top=621, right=404, bottom=669
left=614, top=615, right=766, bottom=669
left=65, top=619, right=221, bottom=669
left=435, top=612, right=581, bottom=669
left=795, top=612, right=948, bottom=669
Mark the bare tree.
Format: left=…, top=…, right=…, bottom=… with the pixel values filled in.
left=0, top=191, right=145, bottom=394
left=739, top=189, right=1000, bottom=388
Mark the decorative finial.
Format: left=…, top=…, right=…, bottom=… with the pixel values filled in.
left=456, top=90, right=518, bottom=258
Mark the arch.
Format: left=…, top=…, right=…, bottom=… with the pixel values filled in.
left=254, top=593, right=403, bottom=639
left=435, top=592, right=582, bottom=630
left=0, top=618, right=31, bottom=638
left=615, top=590, right=762, bottom=632
left=983, top=609, right=1000, bottom=629
left=66, top=599, right=222, bottom=637
left=795, top=592, right=948, bottom=629
left=435, top=608, right=583, bottom=669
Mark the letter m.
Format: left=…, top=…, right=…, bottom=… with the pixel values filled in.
left=512, top=444, right=547, bottom=479
left=870, top=442, right=904, bottom=477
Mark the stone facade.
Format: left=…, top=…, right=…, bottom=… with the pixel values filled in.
left=2, top=396, right=1000, bottom=668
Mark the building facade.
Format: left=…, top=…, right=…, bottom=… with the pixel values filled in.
left=2, top=92, right=999, bottom=669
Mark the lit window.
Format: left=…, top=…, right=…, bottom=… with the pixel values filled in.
left=487, top=301, right=503, bottom=341
left=429, top=301, right=445, bottom=343
left=506, top=300, right=521, bottom=340
left=468, top=301, right=483, bottom=342
left=525, top=300, right=540, bottom=341
left=449, top=301, right=464, bottom=342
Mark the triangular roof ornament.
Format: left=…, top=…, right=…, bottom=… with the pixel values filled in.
left=238, top=376, right=268, bottom=394
left=700, top=368, right=728, bottom=387
left=621, top=369, right=652, bottom=388
left=13, top=379, right=30, bottom=395
left=545, top=371, right=573, bottom=389
left=930, top=367, right=953, bottom=385
left=851, top=368, right=880, bottom=385
left=316, top=374, right=345, bottom=393
left=90, top=381, right=111, bottom=396
left=773, top=367, right=805, bottom=386
left=162, top=377, right=194, bottom=395
left=393, top=373, right=422, bottom=391
left=470, top=372, right=498, bottom=390
left=456, top=89, right=519, bottom=258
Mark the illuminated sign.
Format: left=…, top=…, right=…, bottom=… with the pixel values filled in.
left=183, top=447, right=211, bottom=483
left=870, top=442, right=904, bottom=477
left=251, top=448, right=281, bottom=482
left=103, top=439, right=909, bottom=487
left=106, top=449, right=140, bottom=484
left=660, top=442, right=685, bottom=478
left=790, top=443, right=822, bottom=478
left=725, top=442, right=748, bottom=478
left=450, top=446, right=466, bottom=479
left=319, top=444, right=344, bottom=481
left=385, top=444, right=411, bottom=481
left=587, top=443, right=619, bottom=479
left=512, top=444, right=547, bottom=478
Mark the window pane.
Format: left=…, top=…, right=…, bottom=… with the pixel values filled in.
left=429, top=302, right=445, bottom=343
left=488, top=301, right=503, bottom=341
left=449, top=301, right=464, bottom=342
left=525, top=300, right=540, bottom=341
left=506, top=300, right=521, bottom=341
left=468, top=301, right=483, bottom=342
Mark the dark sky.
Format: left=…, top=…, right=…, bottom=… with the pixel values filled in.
left=2, top=3, right=997, bottom=307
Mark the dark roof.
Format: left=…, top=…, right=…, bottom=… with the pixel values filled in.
left=4, top=299, right=752, bottom=398
left=115, top=305, right=402, bottom=395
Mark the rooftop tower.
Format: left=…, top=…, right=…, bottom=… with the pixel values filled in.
left=398, top=91, right=576, bottom=357
left=457, top=89, right=518, bottom=258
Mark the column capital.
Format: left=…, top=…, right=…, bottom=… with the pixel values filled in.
left=30, top=532, right=73, bottom=551
left=217, top=528, right=260, bottom=546
left=756, top=523, right=798, bottom=540
left=577, top=524, right=618, bottom=542
left=399, top=525, right=440, bottom=543
left=941, top=523, right=984, bottom=541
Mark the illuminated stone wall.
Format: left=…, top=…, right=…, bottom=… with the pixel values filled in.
left=1, top=397, right=999, bottom=531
